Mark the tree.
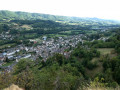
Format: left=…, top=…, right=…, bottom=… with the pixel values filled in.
left=5, top=57, right=9, bottom=62
left=13, top=58, right=34, bottom=74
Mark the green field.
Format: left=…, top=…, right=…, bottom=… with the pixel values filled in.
left=59, top=31, right=71, bottom=34
left=2, top=61, right=14, bottom=67
left=87, top=48, right=115, bottom=78
left=97, top=48, right=114, bottom=55
left=86, top=62, right=103, bottom=78
left=0, top=43, right=16, bottom=49
left=47, top=34, right=67, bottom=38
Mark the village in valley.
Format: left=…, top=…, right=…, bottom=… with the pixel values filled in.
left=0, top=26, right=113, bottom=72
left=0, top=33, right=87, bottom=72
left=0, top=18, right=114, bottom=73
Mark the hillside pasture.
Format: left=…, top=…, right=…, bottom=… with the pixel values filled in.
left=97, top=48, right=114, bottom=55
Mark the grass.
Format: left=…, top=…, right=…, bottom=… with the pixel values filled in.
left=86, top=48, right=115, bottom=78
left=85, top=85, right=119, bottom=90
left=55, top=34, right=67, bottom=37
left=70, top=30, right=82, bottom=31
left=97, top=48, right=114, bottom=55
left=91, top=57, right=99, bottom=63
left=47, top=34, right=67, bottom=38
left=59, top=31, right=71, bottom=34
left=25, top=33, right=37, bottom=38
left=86, top=30, right=97, bottom=35
left=0, top=43, right=16, bottom=49
left=21, top=25, right=33, bottom=30
left=0, top=68, right=3, bottom=70
left=86, top=62, right=103, bottom=78
left=2, top=61, right=14, bottom=67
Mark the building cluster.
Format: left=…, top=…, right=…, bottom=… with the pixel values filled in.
left=0, top=31, right=14, bottom=40
left=0, top=34, right=85, bottom=72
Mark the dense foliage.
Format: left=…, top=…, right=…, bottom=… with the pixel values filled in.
left=1, top=32, right=120, bottom=89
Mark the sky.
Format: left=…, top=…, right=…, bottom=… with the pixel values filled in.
left=0, top=0, right=120, bottom=20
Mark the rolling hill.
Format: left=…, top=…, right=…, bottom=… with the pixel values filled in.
left=0, top=10, right=119, bottom=26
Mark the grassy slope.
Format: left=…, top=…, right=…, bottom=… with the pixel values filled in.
left=86, top=48, right=115, bottom=78
left=0, top=43, right=16, bottom=49
left=97, top=48, right=114, bottom=55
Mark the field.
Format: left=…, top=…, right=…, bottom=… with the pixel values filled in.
left=86, top=62, right=103, bottom=78
left=86, top=30, right=97, bottom=34
left=0, top=43, right=16, bottom=49
left=2, top=61, right=14, bottom=67
left=97, top=48, right=114, bottom=55
left=59, top=31, right=71, bottom=34
left=59, top=30, right=85, bottom=35
left=47, top=34, right=67, bottom=38
left=21, top=25, right=33, bottom=30
left=25, top=33, right=37, bottom=38
left=86, top=48, right=115, bottom=78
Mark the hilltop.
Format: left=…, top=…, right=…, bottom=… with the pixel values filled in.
left=0, top=10, right=119, bottom=25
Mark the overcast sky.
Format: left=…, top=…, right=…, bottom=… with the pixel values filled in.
left=0, top=0, right=120, bottom=20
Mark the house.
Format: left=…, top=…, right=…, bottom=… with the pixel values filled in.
left=3, top=52, right=7, bottom=56
left=0, top=56, right=6, bottom=62
left=22, top=54, right=31, bottom=59
left=16, top=49, right=20, bottom=52
left=7, top=51, right=16, bottom=56
left=7, top=56, right=14, bottom=60
left=43, top=36, right=47, bottom=41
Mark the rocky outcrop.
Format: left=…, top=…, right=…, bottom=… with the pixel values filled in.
left=4, top=84, right=24, bottom=90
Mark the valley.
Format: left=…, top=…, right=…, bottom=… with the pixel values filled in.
left=0, top=10, right=120, bottom=90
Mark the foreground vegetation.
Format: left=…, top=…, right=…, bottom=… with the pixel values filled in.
left=0, top=31, right=120, bottom=90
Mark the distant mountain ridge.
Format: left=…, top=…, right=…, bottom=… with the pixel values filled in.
left=0, top=10, right=119, bottom=24
left=0, top=10, right=73, bottom=21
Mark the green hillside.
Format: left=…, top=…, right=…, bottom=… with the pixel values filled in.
left=0, top=10, right=119, bottom=26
